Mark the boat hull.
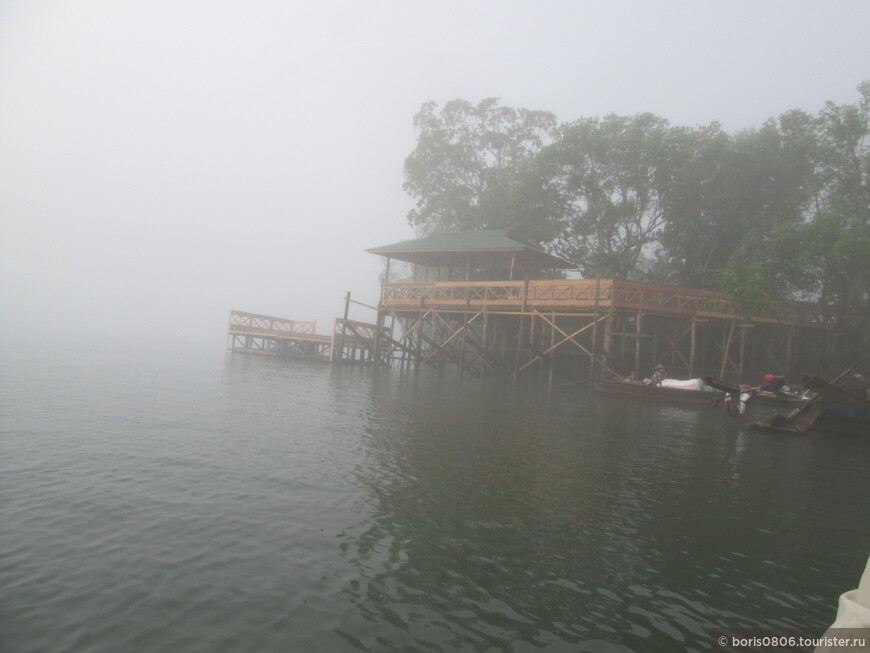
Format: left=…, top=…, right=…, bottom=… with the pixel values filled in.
left=749, top=377, right=870, bottom=436
left=593, top=381, right=723, bottom=406
left=594, top=380, right=806, bottom=421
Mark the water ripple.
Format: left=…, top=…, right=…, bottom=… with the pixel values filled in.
left=2, top=350, right=868, bottom=652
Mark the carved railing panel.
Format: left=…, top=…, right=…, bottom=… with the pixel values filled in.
left=229, top=310, right=316, bottom=335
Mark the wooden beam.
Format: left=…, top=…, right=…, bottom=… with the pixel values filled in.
left=513, top=311, right=608, bottom=375
left=424, top=309, right=484, bottom=362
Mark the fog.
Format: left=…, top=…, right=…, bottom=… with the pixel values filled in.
left=2, top=0, right=868, bottom=352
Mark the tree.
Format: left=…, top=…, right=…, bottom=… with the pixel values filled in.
left=651, top=122, right=732, bottom=286
left=715, top=82, right=870, bottom=345
left=402, top=82, right=870, bottom=330
left=657, top=117, right=814, bottom=288
left=542, top=113, right=672, bottom=277
left=403, top=98, right=561, bottom=246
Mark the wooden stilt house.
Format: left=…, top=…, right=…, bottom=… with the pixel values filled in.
left=368, top=230, right=840, bottom=385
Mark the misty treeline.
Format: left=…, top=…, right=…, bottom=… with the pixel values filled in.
left=403, top=83, right=870, bottom=340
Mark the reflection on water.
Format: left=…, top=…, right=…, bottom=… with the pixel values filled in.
left=329, top=370, right=868, bottom=652
left=1, top=350, right=868, bottom=653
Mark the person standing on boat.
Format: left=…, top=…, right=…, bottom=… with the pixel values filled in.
left=649, top=364, right=667, bottom=386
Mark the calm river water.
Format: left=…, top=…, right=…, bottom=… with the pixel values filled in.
left=1, top=344, right=868, bottom=652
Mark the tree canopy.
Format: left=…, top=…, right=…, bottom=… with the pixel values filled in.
left=403, top=83, right=870, bottom=351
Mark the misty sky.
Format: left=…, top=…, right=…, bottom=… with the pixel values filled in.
left=2, top=0, right=868, bottom=351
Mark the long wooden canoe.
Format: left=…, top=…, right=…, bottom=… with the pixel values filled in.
left=594, top=379, right=807, bottom=419
left=593, top=380, right=725, bottom=406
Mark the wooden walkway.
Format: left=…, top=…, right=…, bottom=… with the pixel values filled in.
left=226, top=278, right=844, bottom=384
left=227, top=310, right=392, bottom=364
left=227, top=311, right=331, bottom=359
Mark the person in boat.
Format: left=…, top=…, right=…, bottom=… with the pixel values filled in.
left=649, top=364, right=667, bottom=386
left=760, top=374, right=785, bottom=394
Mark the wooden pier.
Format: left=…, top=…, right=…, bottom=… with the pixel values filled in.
left=370, top=278, right=837, bottom=384
left=228, top=230, right=851, bottom=385
left=366, top=231, right=842, bottom=384
left=227, top=309, right=392, bottom=365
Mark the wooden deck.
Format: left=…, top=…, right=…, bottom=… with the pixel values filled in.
left=226, top=277, right=843, bottom=385
left=374, top=278, right=842, bottom=385
left=227, top=310, right=392, bottom=363
left=381, top=279, right=830, bottom=327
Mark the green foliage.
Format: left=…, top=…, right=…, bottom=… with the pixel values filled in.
left=657, top=118, right=816, bottom=288
left=542, top=113, right=672, bottom=277
left=403, top=98, right=561, bottom=247
left=403, top=83, right=870, bottom=338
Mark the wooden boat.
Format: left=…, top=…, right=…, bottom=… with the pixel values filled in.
left=594, top=378, right=807, bottom=416
left=593, top=379, right=725, bottom=407
left=748, top=376, right=870, bottom=436
left=701, top=377, right=808, bottom=415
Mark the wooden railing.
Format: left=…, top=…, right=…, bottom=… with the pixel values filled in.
left=228, top=310, right=317, bottom=335
left=608, top=280, right=825, bottom=325
left=380, top=279, right=830, bottom=327
left=382, top=280, right=526, bottom=306
left=333, top=318, right=391, bottom=342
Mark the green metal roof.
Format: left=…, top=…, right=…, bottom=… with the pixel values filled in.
left=366, top=230, right=576, bottom=269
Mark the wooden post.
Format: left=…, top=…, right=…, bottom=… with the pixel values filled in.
left=458, top=306, right=469, bottom=382
left=548, top=310, right=556, bottom=391
left=590, top=276, right=601, bottom=391
left=513, top=315, right=524, bottom=389
left=481, top=308, right=489, bottom=379
left=719, top=318, right=736, bottom=380
left=513, top=278, right=530, bottom=387
left=415, top=298, right=424, bottom=371
left=530, top=310, right=537, bottom=350
left=689, top=317, right=697, bottom=377
left=430, top=307, right=440, bottom=372
left=537, top=314, right=545, bottom=385
left=603, top=313, right=614, bottom=362
left=619, top=318, right=627, bottom=372
left=634, top=311, right=643, bottom=378
left=372, top=309, right=384, bottom=368
left=338, top=291, right=351, bottom=365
